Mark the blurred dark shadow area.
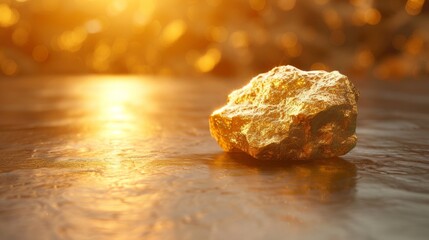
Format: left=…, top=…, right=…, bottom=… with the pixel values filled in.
left=0, top=0, right=428, bottom=79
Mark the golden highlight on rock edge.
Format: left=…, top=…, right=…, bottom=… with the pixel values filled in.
left=209, top=65, right=359, bottom=161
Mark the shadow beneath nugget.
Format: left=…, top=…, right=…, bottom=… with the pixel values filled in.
left=208, top=152, right=357, bottom=203
left=217, top=152, right=354, bottom=167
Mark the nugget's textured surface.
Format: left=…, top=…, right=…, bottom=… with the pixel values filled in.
left=209, top=65, right=359, bottom=160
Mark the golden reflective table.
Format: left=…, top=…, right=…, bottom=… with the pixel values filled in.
left=0, top=76, right=428, bottom=239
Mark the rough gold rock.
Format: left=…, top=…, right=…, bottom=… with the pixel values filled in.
left=209, top=65, right=359, bottom=160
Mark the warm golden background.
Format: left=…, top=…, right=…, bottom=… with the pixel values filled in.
left=0, top=0, right=427, bottom=79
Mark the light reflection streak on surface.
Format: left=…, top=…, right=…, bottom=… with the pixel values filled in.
left=95, top=80, right=139, bottom=138
left=60, top=77, right=167, bottom=238
left=85, top=78, right=156, bottom=169
left=50, top=77, right=176, bottom=239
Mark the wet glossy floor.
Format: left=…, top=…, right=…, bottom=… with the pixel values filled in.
left=0, top=76, right=428, bottom=240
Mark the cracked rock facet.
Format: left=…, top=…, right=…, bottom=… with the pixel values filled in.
left=209, top=65, right=359, bottom=160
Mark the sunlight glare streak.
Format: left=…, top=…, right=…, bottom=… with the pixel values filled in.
left=95, top=79, right=142, bottom=140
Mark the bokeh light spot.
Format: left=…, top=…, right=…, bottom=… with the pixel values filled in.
left=231, top=31, right=249, bottom=49
left=85, top=19, right=103, bottom=34
left=32, top=45, right=50, bottom=62
left=1, top=59, right=18, bottom=76
left=278, top=0, right=296, bottom=11
left=12, top=27, right=29, bottom=46
left=0, top=4, right=20, bottom=28
left=356, top=49, right=375, bottom=69
left=405, top=0, right=425, bottom=16
left=92, top=42, right=112, bottom=71
left=249, top=0, right=266, bottom=11
left=57, top=27, right=88, bottom=52
left=161, top=20, right=187, bottom=46
left=107, top=0, right=128, bottom=16
left=211, top=27, right=228, bottom=43
left=323, top=9, right=342, bottom=29
left=405, top=32, right=424, bottom=55
left=365, top=8, right=381, bottom=25
left=194, top=48, right=221, bottom=73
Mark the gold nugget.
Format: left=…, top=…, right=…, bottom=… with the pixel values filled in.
left=209, top=65, right=359, bottom=160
